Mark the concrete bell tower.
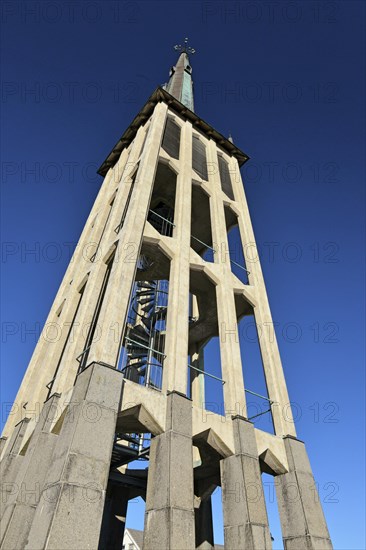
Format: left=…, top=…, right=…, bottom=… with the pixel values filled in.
left=0, top=39, right=332, bottom=550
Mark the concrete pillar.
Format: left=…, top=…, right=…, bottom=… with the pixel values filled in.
left=220, top=416, right=272, bottom=549
left=195, top=496, right=214, bottom=549
left=0, top=418, right=30, bottom=508
left=1, top=159, right=124, bottom=439
left=143, top=391, right=195, bottom=549
left=0, top=437, right=7, bottom=458
left=25, top=363, right=123, bottom=550
left=0, top=394, right=60, bottom=549
left=228, top=155, right=295, bottom=436
left=98, top=483, right=129, bottom=550
left=162, top=120, right=192, bottom=395
left=86, top=102, right=168, bottom=368
left=190, top=344, right=205, bottom=407
left=275, top=436, right=332, bottom=549
left=207, top=139, right=246, bottom=417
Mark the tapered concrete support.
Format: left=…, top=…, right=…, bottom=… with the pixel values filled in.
left=0, top=418, right=30, bottom=512
left=143, top=391, right=195, bottom=550
left=275, top=436, right=332, bottom=550
left=0, top=438, right=7, bottom=457
left=98, top=483, right=129, bottom=550
left=195, top=496, right=214, bottom=549
left=25, top=363, right=123, bottom=550
left=220, top=417, right=272, bottom=550
left=0, top=394, right=60, bottom=549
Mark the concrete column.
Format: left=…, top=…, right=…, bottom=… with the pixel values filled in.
left=195, top=496, right=214, bottom=549
left=86, top=102, right=168, bottom=368
left=190, top=344, right=205, bottom=407
left=143, top=391, right=195, bottom=549
left=98, top=483, right=129, bottom=550
left=229, top=155, right=295, bottom=436
left=1, top=162, right=121, bottom=439
left=162, top=120, right=192, bottom=395
left=25, top=363, right=123, bottom=550
left=0, top=438, right=7, bottom=457
left=275, top=436, right=332, bottom=549
left=0, top=394, right=60, bottom=549
left=207, top=140, right=246, bottom=417
left=0, top=418, right=30, bottom=505
left=220, top=416, right=272, bottom=549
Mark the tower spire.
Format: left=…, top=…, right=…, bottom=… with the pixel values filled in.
left=165, top=37, right=195, bottom=112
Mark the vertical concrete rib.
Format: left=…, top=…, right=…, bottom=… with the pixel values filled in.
left=0, top=394, right=60, bottom=549
left=275, top=436, right=333, bottom=549
left=220, top=417, right=272, bottom=549
left=162, top=119, right=193, bottom=395
left=207, top=139, right=246, bottom=417
left=1, top=161, right=124, bottom=439
left=25, top=363, right=123, bottom=550
left=228, top=155, right=295, bottom=436
left=143, top=392, right=195, bottom=550
left=86, top=102, right=168, bottom=368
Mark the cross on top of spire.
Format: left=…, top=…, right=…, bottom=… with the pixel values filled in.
left=174, top=37, right=196, bottom=55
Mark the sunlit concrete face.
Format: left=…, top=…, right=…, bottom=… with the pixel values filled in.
left=0, top=50, right=332, bottom=550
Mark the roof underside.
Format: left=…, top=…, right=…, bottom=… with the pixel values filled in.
left=97, top=87, right=249, bottom=177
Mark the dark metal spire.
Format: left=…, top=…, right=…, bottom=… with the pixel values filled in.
left=165, top=38, right=195, bottom=112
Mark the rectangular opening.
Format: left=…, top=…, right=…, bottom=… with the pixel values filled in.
left=147, top=162, right=177, bottom=237
left=192, top=135, right=208, bottom=180
left=188, top=271, right=224, bottom=415
left=191, top=185, right=214, bottom=263
left=262, top=473, right=284, bottom=549
left=235, top=302, right=275, bottom=434
left=161, top=117, right=181, bottom=159
left=218, top=154, right=235, bottom=200
left=117, top=245, right=171, bottom=392
left=224, top=205, right=249, bottom=284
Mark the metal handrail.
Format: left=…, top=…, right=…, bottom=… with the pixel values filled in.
left=230, top=258, right=250, bottom=275
left=248, top=408, right=273, bottom=421
left=188, top=363, right=225, bottom=384
left=148, top=209, right=176, bottom=227
left=121, top=360, right=163, bottom=373
left=76, top=344, right=93, bottom=364
left=191, top=235, right=216, bottom=253
left=125, top=337, right=167, bottom=358
left=245, top=388, right=274, bottom=404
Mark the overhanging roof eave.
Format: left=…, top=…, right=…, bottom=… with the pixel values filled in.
left=97, top=87, right=249, bottom=177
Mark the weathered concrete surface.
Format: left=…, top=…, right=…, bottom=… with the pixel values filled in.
left=221, top=417, right=272, bottom=550
left=143, top=392, right=195, bottom=550
left=275, top=436, right=332, bottom=550
left=0, top=418, right=30, bottom=522
left=0, top=394, right=60, bottom=549
left=24, top=363, right=123, bottom=550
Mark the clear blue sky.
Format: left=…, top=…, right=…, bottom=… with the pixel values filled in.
left=1, top=1, right=365, bottom=548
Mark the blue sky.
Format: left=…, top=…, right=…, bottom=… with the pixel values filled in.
left=1, top=1, right=365, bottom=548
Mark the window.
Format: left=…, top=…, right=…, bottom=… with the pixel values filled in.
left=218, top=155, right=235, bottom=200
left=192, top=135, right=208, bottom=180
left=162, top=117, right=181, bottom=159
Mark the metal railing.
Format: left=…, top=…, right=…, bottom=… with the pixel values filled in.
left=188, top=363, right=225, bottom=384
left=230, top=258, right=250, bottom=275
left=148, top=209, right=175, bottom=237
left=191, top=234, right=216, bottom=254
left=245, top=388, right=274, bottom=421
